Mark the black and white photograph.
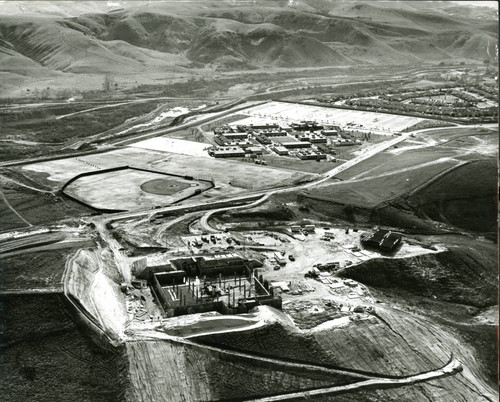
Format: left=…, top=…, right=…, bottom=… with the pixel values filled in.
left=0, top=0, right=498, bottom=401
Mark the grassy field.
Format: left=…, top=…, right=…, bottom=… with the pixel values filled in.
left=0, top=101, right=162, bottom=161
left=0, top=187, right=94, bottom=231
left=308, top=159, right=458, bottom=208
left=259, top=154, right=334, bottom=174
left=0, top=293, right=128, bottom=402
left=407, top=159, right=497, bottom=233
left=0, top=249, right=71, bottom=291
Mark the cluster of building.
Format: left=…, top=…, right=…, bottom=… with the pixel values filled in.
left=208, top=121, right=357, bottom=160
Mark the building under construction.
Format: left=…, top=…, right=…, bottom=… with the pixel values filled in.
left=149, top=253, right=281, bottom=317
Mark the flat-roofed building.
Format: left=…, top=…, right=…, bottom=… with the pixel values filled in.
left=273, top=146, right=289, bottom=156
left=214, top=135, right=229, bottom=146
left=282, top=141, right=311, bottom=149
left=249, top=123, right=280, bottom=130
left=209, top=146, right=246, bottom=158
left=246, top=146, right=264, bottom=155
left=224, top=132, right=249, bottom=140
left=263, top=130, right=289, bottom=137
left=255, top=134, right=272, bottom=145
left=298, top=133, right=327, bottom=143
left=297, top=150, right=326, bottom=159
left=321, top=129, right=338, bottom=136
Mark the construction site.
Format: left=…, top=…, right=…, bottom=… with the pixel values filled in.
left=1, top=32, right=497, bottom=399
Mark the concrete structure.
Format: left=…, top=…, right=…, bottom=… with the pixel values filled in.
left=281, top=141, right=312, bottom=149
left=261, top=130, right=289, bottom=137
left=249, top=123, right=280, bottom=130
left=291, top=121, right=323, bottom=131
left=209, top=146, right=246, bottom=158
left=170, top=253, right=256, bottom=277
left=321, top=129, right=338, bottom=136
left=224, top=132, right=250, bottom=140
left=297, top=133, right=327, bottom=143
left=273, top=146, right=289, bottom=156
left=214, top=135, right=229, bottom=146
left=315, top=144, right=333, bottom=154
left=332, top=139, right=357, bottom=147
left=255, top=134, right=272, bottom=145
left=149, top=257, right=281, bottom=317
left=270, top=281, right=290, bottom=292
left=297, top=150, right=326, bottom=160
left=246, top=146, right=264, bottom=155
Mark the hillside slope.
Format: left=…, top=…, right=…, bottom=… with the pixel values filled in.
left=197, top=305, right=496, bottom=401
left=405, top=159, right=498, bottom=233
left=0, top=0, right=497, bottom=76
left=338, top=239, right=497, bottom=308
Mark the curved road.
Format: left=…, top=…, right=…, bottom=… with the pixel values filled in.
left=197, top=122, right=496, bottom=233
left=249, top=357, right=462, bottom=401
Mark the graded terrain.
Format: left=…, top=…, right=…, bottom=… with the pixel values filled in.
left=0, top=1, right=498, bottom=402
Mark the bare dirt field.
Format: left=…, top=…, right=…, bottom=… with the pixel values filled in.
left=64, top=169, right=209, bottom=211
left=21, top=147, right=313, bottom=201
left=129, top=137, right=211, bottom=158
left=140, top=178, right=191, bottom=195
left=21, top=148, right=168, bottom=188
left=235, top=101, right=424, bottom=133
left=66, top=248, right=128, bottom=339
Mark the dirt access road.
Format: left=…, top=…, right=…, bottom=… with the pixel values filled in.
left=250, top=357, right=462, bottom=401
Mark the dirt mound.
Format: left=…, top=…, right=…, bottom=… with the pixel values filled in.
left=338, top=241, right=497, bottom=308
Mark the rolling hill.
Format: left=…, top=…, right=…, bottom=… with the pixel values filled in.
left=0, top=0, right=497, bottom=79
left=405, top=159, right=498, bottom=233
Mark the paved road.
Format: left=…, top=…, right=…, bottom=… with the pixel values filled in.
left=84, top=122, right=496, bottom=234
left=196, top=122, right=497, bottom=232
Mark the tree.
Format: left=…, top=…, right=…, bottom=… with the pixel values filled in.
left=102, top=73, right=114, bottom=92
left=41, top=87, right=51, bottom=99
